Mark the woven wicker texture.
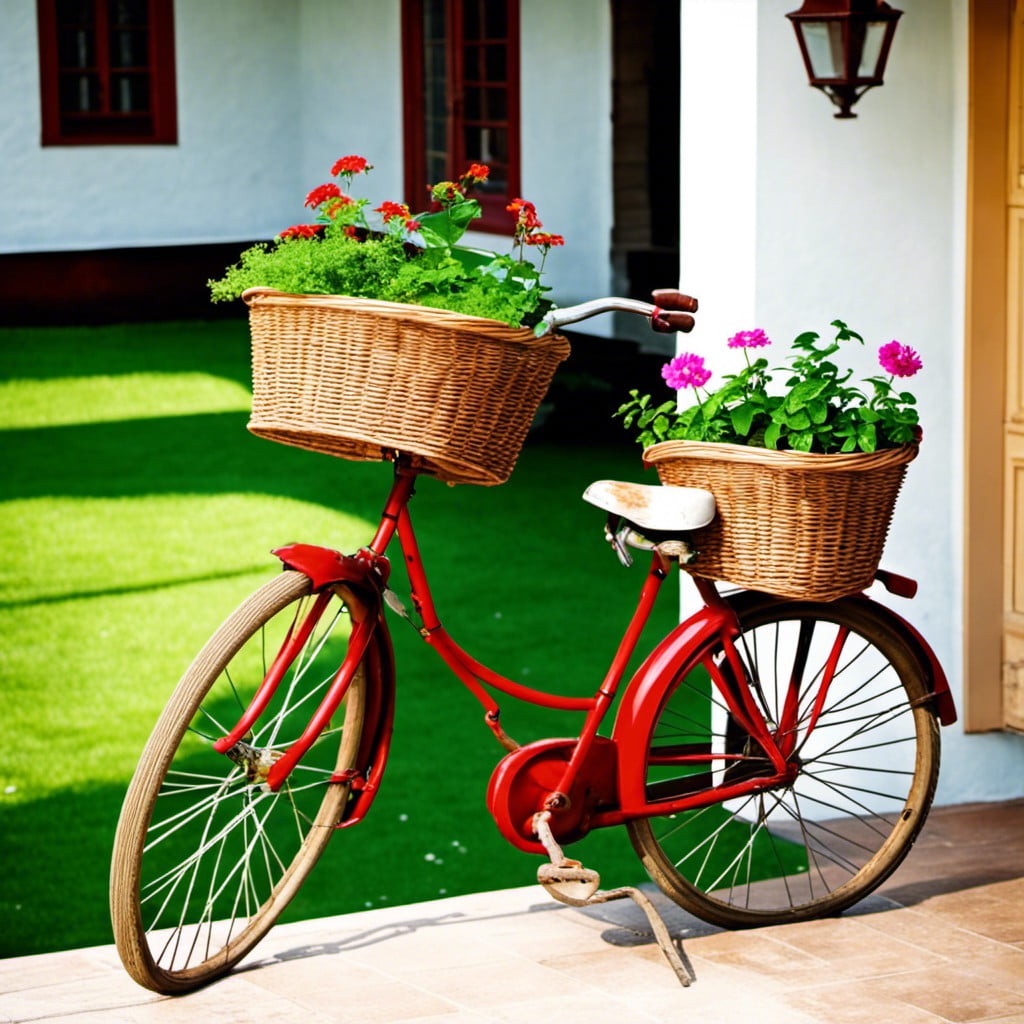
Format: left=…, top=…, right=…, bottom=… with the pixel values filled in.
left=644, top=440, right=917, bottom=601
left=243, top=289, right=570, bottom=486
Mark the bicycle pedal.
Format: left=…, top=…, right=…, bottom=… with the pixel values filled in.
left=537, top=861, right=601, bottom=904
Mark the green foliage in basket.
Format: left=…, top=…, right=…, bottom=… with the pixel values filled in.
left=209, top=156, right=564, bottom=329
left=616, top=320, right=922, bottom=454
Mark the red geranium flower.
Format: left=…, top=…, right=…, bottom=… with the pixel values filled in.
left=524, top=232, right=565, bottom=247
left=331, top=155, right=371, bottom=177
left=278, top=223, right=323, bottom=239
left=375, top=200, right=412, bottom=222
left=462, top=163, right=490, bottom=183
left=506, top=198, right=541, bottom=230
left=323, top=195, right=355, bottom=219
left=304, top=183, right=343, bottom=209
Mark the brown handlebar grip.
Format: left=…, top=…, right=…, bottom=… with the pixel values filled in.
left=651, top=289, right=698, bottom=313
left=651, top=309, right=696, bottom=334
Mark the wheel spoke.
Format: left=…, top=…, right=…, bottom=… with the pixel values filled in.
left=630, top=598, right=939, bottom=927
left=111, top=574, right=372, bottom=992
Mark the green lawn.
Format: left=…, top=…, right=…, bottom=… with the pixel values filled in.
left=0, top=318, right=693, bottom=957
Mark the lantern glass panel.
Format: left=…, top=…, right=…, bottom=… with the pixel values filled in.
left=857, top=20, right=889, bottom=78
left=801, top=20, right=845, bottom=79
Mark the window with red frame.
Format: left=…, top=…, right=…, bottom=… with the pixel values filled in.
left=37, top=0, right=177, bottom=145
left=402, top=0, right=520, bottom=233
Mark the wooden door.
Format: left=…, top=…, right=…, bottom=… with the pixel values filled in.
left=1004, top=0, right=1024, bottom=730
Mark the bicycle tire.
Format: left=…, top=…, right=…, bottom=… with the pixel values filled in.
left=110, top=570, right=375, bottom=993
left=627, top=593, right=940, bottom=928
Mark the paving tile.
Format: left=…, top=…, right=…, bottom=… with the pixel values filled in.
left=1, top=800, right=1021, bottom=1024
left=681, top=927, right=825, bottom=985
left=398, top=957, right=593, bottom=1010
left=958, top=952, right=1024, bottom=996
left=538, top=945, right=685, bottom=994
left=866, top=964, right=1024, bottom=1022
left=783, top=985, right=949, bottom=1024
left=0, top=963, right=159, bottom=1022
left=916, top=889, right=1024, bottom=944
left=858, top=904, right=1020, bottom=962
left=245, top=955, right=458, bottom=1023
left=0, top=949, right=110, bottom=995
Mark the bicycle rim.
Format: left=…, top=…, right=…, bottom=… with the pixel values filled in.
left=111, top=571, right=371, bottom=992
left=628, top=595, right=940, bottom=927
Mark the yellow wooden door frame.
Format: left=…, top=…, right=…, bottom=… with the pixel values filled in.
left=964, top=0, right=1015, bottom=731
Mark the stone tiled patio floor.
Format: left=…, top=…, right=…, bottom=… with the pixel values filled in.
left=1, top=799, right=1022, bottom=1024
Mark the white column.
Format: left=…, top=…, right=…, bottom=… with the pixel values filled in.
left=678, top=0, right=759, bottom=345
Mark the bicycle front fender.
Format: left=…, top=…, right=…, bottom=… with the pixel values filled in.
left=273, top=542, right=388, bottom=593
left=271, top=543, right=397, bottom=828
left=610, top=604, right=738, bottom=813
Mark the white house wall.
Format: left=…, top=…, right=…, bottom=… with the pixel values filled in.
left=0, top=0, right=615, bottom=309
left=680, top=0, right=1022, bottom=805
left=0, top=0, right=304, bottom=252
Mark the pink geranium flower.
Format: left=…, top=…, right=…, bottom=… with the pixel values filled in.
left=878, top=340, right=923, bottom=378
left=728, top=328, right=771, bottom=349
left=662, top=353, right=712, bottom=390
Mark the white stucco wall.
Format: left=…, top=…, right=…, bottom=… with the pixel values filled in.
left=0, top=0, right=613, bottom=310
left=0, top=0, right=306, bottom=251
left=680, top=0, right=1023, bottom=805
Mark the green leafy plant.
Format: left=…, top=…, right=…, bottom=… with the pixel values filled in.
left=209, top=156, right=564, bottom=328
left=616, top=320, right=922, bottom=453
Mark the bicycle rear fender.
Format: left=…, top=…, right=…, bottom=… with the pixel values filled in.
left=845, top=594, right=958, bottom=726
left=610, top=589, right=957, bottom=813
left=718, top=589, right=957, bottom=727
left=611, top=604, right=738, bottom=812
left=272, top=543, right=397, bottom=828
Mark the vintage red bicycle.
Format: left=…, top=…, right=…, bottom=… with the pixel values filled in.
left=110, top=291, right=956, bottom=993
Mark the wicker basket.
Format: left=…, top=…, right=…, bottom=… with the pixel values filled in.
left=644, top=439, right=918, bottom=601
left=243, top=288, right=570, bottom=486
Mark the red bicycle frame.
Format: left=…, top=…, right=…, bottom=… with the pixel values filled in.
left=209, top=459, right=954, bottom=852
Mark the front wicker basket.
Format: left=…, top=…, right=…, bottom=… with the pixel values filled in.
left=243, top=288, right=570, bottom=486
left=644, top=439, right=918, bottom=601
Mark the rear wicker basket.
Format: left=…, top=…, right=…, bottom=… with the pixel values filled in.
left=243, top=288, right=570, bottom=486
left=644, top=439, right=918, bottom=601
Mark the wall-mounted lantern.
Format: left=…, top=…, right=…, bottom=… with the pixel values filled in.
left=786, top=0, right=903, bottom=119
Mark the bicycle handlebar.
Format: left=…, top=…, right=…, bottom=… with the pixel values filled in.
left=535, top=289, right=698, bottom=337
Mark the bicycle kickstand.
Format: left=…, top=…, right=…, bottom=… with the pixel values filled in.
left=531, top=812, right=692, bottom=988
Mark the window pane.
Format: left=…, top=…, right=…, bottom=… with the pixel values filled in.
left=108, top=0, right=148, bottom=27
left=483, top=44, right=506, bottom=82
left=58, top=71, right=101, bottom=112
left=463, top=0, right=481, bottom=40
left=424, top=0, right=445, bottom=39
left=110, top=29, right=149, bottom=67
left=58, top=27, right=94, bottom=67
left=482, top=0, right=506, bottom=40
left=465, top=84, right=506, bottom=122
left=111, top=71, right=150, bottom=111
left=56, top=0, right=95, bottom=24
left=463, top=123, right=507, bottom=169
left=462, top=44, right=481, bottom=80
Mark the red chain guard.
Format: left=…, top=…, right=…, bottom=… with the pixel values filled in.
left=485, top=737, right=618, bottom=855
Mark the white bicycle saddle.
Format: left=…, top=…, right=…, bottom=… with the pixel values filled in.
left=582, top=480, right=716, bottom=533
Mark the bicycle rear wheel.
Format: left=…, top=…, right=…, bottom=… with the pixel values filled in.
left=627, top=594, right=940, bottom=928
left=111, top=570, right=374, bottom=993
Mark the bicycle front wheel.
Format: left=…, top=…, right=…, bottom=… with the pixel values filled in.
left=627, top=594, right=940, bottom=928
left=111, top=570, right=374, bottom=993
